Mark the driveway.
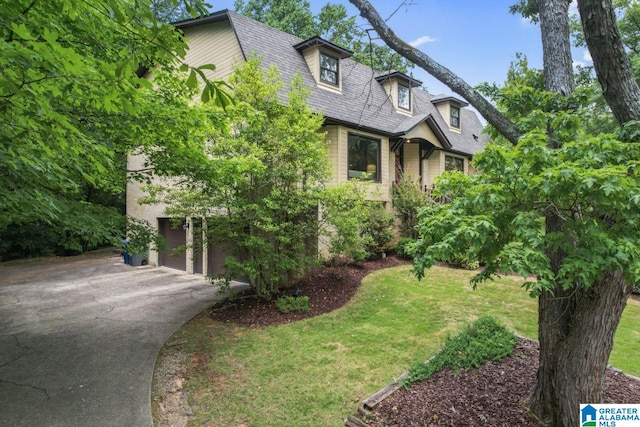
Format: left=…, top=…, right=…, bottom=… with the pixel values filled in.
left=0, top=252, right=247, bottom=426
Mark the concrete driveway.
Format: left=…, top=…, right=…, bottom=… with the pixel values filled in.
left=0, top=252, right=246, bottom=426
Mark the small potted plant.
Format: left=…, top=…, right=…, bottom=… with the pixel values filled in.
left=125, top=217, right=166, bottom=266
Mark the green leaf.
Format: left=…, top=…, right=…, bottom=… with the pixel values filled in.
left=186, top=69, right=198, bottom=89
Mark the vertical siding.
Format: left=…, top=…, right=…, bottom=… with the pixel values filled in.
left=182, top=21, right=244, bottom=81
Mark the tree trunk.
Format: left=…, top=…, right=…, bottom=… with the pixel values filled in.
left=533, top=271, right=631, bottom=426
left=538, top=0, right=574, bottom=97
left=578, top=0, right=640, bottom=124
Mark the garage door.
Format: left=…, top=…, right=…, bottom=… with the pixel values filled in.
left=158, top=218, right=186, bottom=271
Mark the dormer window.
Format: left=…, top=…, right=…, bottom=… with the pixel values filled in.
left=320, top=52, right=339, bottom=85
left=398, top=83, right=410, bottom=110
left=450, top=105, right=460, bottom=128
left=375, top=71, right=421, bottom=114
left=294, top=37, right=352, bottom=90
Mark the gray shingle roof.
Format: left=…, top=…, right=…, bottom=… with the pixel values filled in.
left=179, top=10, right=488, bottom=157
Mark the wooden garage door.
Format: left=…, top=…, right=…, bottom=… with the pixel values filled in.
left=158, top=218, right=186, bottom=271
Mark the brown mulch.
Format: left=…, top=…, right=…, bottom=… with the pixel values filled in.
left=364, top=338, right=640, bottom=427
left=208, top=255, right=408, bottom=327
left=207, top=256, right=640, bottom=426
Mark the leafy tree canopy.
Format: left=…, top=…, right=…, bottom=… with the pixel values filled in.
left=0, top=0, right=222, bottom=257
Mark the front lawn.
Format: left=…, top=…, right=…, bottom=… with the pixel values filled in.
left=166, top=264, right=640, bottom=427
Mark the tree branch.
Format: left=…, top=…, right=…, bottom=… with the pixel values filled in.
left=348, top=0, right=522, bottom=145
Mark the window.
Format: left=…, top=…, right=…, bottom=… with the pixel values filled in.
left=320, top=52, right=339, bottom=85
left=450, top=105, right=460, bottom=128
left=445, top=155, right=464, bottom=172
left=348, top=134, right=380, bottom=181
left=398, top=83, right=410, bottom=110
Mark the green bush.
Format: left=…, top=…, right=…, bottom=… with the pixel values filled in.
left=447, top=254, right=480, bottom=270
left=403, top=316, right=517, bottom=386
left=392, top=174, right=430, bottom=239
left=275, top=296, right=310, bottom=314
left=395, top=237, right=416, bottom=259
left=361, top=203, right=395, bottom=258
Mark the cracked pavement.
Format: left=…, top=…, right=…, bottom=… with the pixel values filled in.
left=0, top=252, right=247, bottom=426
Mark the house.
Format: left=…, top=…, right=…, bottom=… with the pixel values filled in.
left=126, top=9, right=489, bottom=275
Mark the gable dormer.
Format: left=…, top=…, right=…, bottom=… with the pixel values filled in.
left=375, top=71, right=422, bottom=115
left=294, top=36, right=352, bottom=93
left=431, top=95, right=469, bottom=132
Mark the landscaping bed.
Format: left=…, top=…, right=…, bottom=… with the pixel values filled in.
left=153, top=257, right=640, bottom=426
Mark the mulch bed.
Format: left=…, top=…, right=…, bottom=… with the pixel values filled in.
left=208, top=255, right=408, bottom=327
left=363, top=338, right=640, bottom=427
left=207, top=255, right=640, bottom=426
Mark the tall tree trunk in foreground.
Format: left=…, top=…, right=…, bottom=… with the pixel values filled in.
left=349, top=1, right=636, bottom=426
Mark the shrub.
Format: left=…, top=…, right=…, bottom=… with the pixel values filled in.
left=361, top=203, right=395, bottom=258
left=447, top=254, right=480, bottom=270
left=403, top=316, right=517, bottom=386
left=395, top=237, right=416, bottom=259
left=275, top=296, right=310, bottom=314
left=392, top=174, right=430, bottom=239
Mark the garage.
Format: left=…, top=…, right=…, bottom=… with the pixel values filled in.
left=158, top=218, right=186, bottom=271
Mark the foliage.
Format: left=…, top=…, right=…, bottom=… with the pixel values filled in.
left=144, top=56, right=329, bottom=298
left=415, top=61, right=640, bottom=295
left=394, top=237, right=415, bottom=259
left=124, top=217, right=166, bottom=256
left=413, top=131, right=640, bottom=295
left=275, top=296, right=310, bottom=313
left=403, top=317, right=518, bottom=386
left=233, top=0, right=411, bottom=72
left=321, top=182, right=394, bottom=263
left=361, top=203, right=395, bottom=257
left=0, top=0, right=227, bottom=259
left=392, top=173, right=430, bottom=239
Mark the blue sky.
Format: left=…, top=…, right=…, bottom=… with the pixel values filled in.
left=211, top=1, right=591, bottom=96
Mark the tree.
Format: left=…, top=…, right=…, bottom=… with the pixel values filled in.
left=234, top=0, right=411, bottom=72
left=0, top=0, right=226, bottom=258
left=144, top=56, right=329, bottom=299
left=348, top=1, right=640, bottom=426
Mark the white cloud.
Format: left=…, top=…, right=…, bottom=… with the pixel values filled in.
left=409, top=35, right=436, bottom=48
left=573, top=60, right=585, bottom=69
left=583, top=50, right=592, bottom=62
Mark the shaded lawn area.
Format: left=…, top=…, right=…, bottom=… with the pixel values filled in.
left=168, top=264, right=640, bottom=427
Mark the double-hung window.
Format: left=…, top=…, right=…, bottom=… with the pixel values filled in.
left=398, top=83, right=410, bottom=110
left=450, top=105, right=460, bottom=128
left=348, top=134, right=380, bottom=181
left=320, top=52, right=339, bottom=85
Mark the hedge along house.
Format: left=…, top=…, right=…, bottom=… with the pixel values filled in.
left=126, top=9, right=489, bottom=275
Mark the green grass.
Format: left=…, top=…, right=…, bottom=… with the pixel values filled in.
left=170, top=264, right=640, bottom=427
